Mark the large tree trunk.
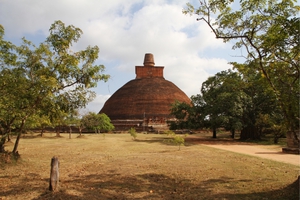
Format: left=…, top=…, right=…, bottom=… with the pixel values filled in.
left=0, top=128, right=11, bottom=153
left=69, top=126, right=72, bottom=139
left=2, top=117, right=15, bottom=142
left=40, top=128, right=44, bottom=137
left=212, top=128, right=217, bottom=138
left=7, top=130, right=11, bottom=142
left=55, top=126, right=61, bottom=137
left=78, top=126, right=82, bottom=136
left=231, top=128, right=235, bottom=139
left=0, top=136, right=6, bottom=153
left=240, top=125, right=260, bottom=140
left=12, top=119, right=26, bottom=154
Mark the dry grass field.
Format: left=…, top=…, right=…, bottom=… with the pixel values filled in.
left=0, top=132, right=299, bottom=200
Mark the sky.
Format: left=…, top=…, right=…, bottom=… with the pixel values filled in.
left=0, top=0, right=246, bottom=113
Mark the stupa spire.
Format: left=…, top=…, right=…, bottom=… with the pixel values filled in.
left=143, top=53, right=155, bottom=67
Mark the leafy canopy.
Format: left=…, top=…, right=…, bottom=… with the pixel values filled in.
left=0, top=21, right=110, bottom=153
left=81, top=112, right=114, bottom=133
left=183, top=0, right=299, bottom=132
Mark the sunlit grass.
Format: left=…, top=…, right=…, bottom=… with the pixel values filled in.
left=0, top=133, right=298, bottom=200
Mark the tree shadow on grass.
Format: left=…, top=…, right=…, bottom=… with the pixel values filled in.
left=11, top=172, right=295, bottom=200
left=133, top=138, right=165, bottom=144
left=132, top=135, right=245, bottom=148
left=255, top=152, right=286, bottom=155
left=21, top=134, right=65, bottom=140
left=132, top=137, right=190, bottom=151
left=185, top=135, right=254, bottom=145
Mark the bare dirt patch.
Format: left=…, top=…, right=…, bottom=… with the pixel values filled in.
left=0, top=133, right=299, bottom=200
left=186, top=134, right=299, bottom=166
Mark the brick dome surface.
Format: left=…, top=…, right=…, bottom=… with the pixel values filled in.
left=99, top=53, right=191, bottom=121
left=99, top=77, right=190, bottom=120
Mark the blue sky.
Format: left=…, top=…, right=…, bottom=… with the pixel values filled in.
left=0, top=0, right=245, bottom=113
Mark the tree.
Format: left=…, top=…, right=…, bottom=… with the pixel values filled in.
left=170, top=95, right=206, bottom=130
left=81, top=112, right=114, bottom=133
left=171, top=68, right=281, bottom=140
left=183, top=0, right=299, bottom=140
left=24, top=113, right=52, bottom=137
left=163, top=130, right=186, bottom=150
left=201, top=70, right=246, bottom=138
left=64, top=110, right=84, bottom=136
left=170, top=100, right=193, bottom=130
left=0, top=24, right=22, bottom=148
left=97, top=113, right=114, bottom=133
left=0, top=21, right=110, bottom=154
left=234, top=62, right=281, bottom=140
left=49, top=110, right=69, bottom=137
left=255, top=113, right=286, bottom=144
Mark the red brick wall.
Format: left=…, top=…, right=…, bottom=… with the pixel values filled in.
left=135, top=66, right=164, bottom=79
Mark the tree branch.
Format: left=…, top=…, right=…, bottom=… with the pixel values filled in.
left=196, top=16, right=279, bottom=100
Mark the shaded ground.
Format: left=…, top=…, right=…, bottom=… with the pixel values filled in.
left=0, top=133, right=299, bottom=200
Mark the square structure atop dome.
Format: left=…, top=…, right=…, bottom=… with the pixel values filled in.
left=135, top=53, right=164, bottom=79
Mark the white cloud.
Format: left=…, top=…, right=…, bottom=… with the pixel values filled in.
left=0, top=0, right=238, bottom=113
left=162, top=54, right=231, bottom=97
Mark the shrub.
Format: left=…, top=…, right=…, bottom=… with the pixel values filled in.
left=163, top=130, right=185, bottom=150
left=128, top=127, right=137, bottom=140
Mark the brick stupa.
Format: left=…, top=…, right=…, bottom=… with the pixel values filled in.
left=99, top=53, right=191, bottom=131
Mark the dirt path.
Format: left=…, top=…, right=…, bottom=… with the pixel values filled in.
left=203, top=144, right=300, bottom=166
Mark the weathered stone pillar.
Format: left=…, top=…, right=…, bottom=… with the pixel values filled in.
left=49, top=156, right=59, bottom=191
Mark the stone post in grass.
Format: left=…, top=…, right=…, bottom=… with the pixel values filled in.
left=49, top=156, right=59, bottom=191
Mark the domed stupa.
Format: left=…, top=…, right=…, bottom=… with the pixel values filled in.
left=99, top=53, right=191, bottom=131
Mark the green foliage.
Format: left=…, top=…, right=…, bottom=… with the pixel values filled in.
left=64, top=110, right=82, bottom=127
left=170, top=97, right=205, bottom=130
left=81, top=112, right=114, bottom=133
left=255, top=113, right=287, bottom=144
left=173, top=135, right=185, bottom=150
left=183, top=0, right=299, bottom=135
left=170, top=100, right=193, bottom=130
left=128, top=127, right=137, bottom=140
left=201, top=70, right=246, bottom=138
left=0, top=21, right=110, bottom=152
left=163, top=130, right=185, bottom=150
left=170, top=67, right=281, bottom=140
left=170, top=100, right=190, bottom=120
left=163, top=130, right=175, bottom=137
left=24, top=114, right=52, bottom=135
left=97, top=113, right=115, bottom=132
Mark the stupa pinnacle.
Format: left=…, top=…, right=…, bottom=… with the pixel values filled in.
left=143, top=53, right=155, bottom=66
